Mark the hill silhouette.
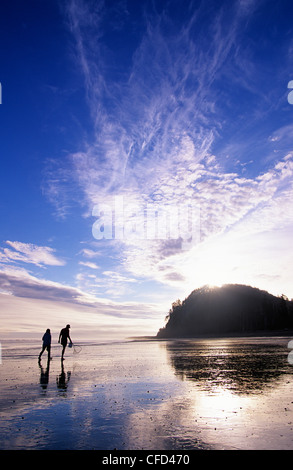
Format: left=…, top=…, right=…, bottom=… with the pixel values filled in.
left=157, top=284, right=293, bottom=338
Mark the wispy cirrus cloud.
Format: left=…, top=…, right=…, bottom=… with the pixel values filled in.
left=116, top=151, right=293, bottom=296
left=0, top=241, right=65, bottom=268
left=60, top=0, right=280, bottom=208
left=48, top=0, right=254, bottom=209
left=43, top=0, right=293, bottom=299
left=79, top=261, right=99, bottom=269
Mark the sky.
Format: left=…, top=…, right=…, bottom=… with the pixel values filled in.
left=1, top=0, right=293, bottom=340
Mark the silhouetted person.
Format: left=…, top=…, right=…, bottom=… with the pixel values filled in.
left=58, top=324, right=72, bottom=360
left=38, top=329, right=52, bottom=361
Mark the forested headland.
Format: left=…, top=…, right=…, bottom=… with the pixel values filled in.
left=157, top=284, right=293, bottom=338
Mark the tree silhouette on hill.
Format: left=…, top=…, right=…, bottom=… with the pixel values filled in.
left=157, top=284, right=293, bottom=338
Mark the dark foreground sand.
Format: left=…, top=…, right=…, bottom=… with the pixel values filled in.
left=1, top=336, right=293, bottom=450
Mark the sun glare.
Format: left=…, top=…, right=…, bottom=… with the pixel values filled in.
left=193, top=386, right=249, bottom=422
left=182, top=235, right=238, bottom=290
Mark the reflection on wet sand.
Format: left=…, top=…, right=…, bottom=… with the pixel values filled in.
left=2, top=339, right=293, bottom=450
left=165, top=338, right=292, bottom=395
left=38, top=359, right=50, bottom=390
left=56, top=362, right=71, bottom=393
left=38, top=357, right=71, bottom=394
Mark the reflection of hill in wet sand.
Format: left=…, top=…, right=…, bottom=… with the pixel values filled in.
left=157, top=284, right=293, bottom=338
left=165, top=339, right=291, bottom=395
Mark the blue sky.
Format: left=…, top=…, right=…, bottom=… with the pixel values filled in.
left=1, top=0, right=293, bottom=339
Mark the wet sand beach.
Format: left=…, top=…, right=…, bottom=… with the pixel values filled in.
left=1, top=336, right=293, bottom=450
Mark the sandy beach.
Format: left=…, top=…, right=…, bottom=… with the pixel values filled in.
left=1, top=336, right=293, bottom=450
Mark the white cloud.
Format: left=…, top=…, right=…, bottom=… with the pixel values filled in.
left=79, top=261, right=100, bottom=269
left=42, top=0, right=293, bottom=303
left=0, top=241, right=65, bottom=268
left=49, top=0, right=252, bottom=211
left=58, top=0, right=284, bottom=215
left=113, top=152, right=293, bottom=300
left=79, top=248, right=101, bottom=258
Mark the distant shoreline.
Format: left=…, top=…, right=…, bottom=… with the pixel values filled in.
left=129, top=329, right=293, bottom=342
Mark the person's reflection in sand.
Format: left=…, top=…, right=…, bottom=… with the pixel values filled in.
left=56, top=360, right=71, bottom=393
left=39, top=356, right=50, bottom=391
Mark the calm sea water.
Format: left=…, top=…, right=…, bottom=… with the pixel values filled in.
left=0, top=336, right=293, bottom=450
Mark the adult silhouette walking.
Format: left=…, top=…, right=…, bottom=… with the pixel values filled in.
left=38, top=328, right=52, bottom=361
left=58, top=324, right=72, bottom=361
